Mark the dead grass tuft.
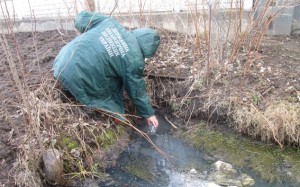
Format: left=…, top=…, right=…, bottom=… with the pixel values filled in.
left=6, top=76, right=131, bottom=186
left=233, top=101, right=300, bottom=148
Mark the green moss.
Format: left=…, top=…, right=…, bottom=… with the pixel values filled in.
left=116, top=125, right=126, bottom=135
left=178, top=122, right=300, bottom=184
left=96, top=134, right=113, bottom=149
left=62, top=136, right=79, bottom=151
left=125, top=164, right=155, bottom=181
left=170, top=102, right=180, bottom=111
left=96, top=126, right=126, bottom=149
left=124, top=155, right=156, bottom=181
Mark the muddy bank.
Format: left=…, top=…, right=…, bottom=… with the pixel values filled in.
left=147, top=33, right=300, bottom=147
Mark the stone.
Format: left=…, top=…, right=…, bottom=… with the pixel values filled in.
left=241, top=173, right=256, bottom=186
left=209, top=161, right=255, bottom=187
left=42, top=149, right=63, bottom=184
left=70, top=148, right=81, bottom=158
left=189, top=168, right=198, bottom=174
left=208, top=171, right=242, bottom=186
left=213, top=160, right=233, bottom=171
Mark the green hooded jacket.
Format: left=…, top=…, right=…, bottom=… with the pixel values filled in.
left=53, top=11, right=160, bottom=120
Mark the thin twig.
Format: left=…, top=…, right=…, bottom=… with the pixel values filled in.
left=164, top=116, right=178, bottom=129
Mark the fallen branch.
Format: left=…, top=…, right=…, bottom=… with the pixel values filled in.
left=164, top=116, right=178, bottom=129
left=147, top=74, right=187, bottom=81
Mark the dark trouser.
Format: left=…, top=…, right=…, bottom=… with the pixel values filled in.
left=56, top=81, right=77, bottom=103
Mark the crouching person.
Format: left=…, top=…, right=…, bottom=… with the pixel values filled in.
left=53, top=11, right=160, bottom=128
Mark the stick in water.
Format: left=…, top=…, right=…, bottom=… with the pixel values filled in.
left=164, top=116, right=178, bottom=129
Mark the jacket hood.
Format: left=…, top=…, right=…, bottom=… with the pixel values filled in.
left=131, top=28, right=160, bottom=58
left=75, top=11, right=108, bottom=33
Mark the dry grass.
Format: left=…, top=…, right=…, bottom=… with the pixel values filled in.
left=233, top=101, right=300, bottom=148
left=5, top=76, right=139, bottom=186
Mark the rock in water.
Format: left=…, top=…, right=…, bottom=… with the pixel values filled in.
left=42, top=149, right=63, bottom=184
left=208, top=160, right=255, bottom=187
left=213, top=160, right=233, bottom=171
left=189, top=168, right=198, bottom=174
left=241, top=173, right=255, bottom=186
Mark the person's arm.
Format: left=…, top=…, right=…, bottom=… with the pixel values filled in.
left=123, top=70, right=159, bottom=127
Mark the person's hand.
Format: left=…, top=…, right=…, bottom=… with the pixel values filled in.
left=146, top=115, right=159, bottom=128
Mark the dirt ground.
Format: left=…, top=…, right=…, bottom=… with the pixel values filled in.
left=0, top=30, right=299, bottom=186
left=0, top=31, right=75, bottom=186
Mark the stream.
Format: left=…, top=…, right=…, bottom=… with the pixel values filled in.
left=97, top=116, right=295, bottom=187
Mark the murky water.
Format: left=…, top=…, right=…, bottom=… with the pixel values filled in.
left=99, top=116, right=295, bottom=187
